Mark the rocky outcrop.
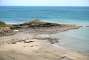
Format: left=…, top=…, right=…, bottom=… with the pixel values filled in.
left=0, top=20, right=80, bottom=36
left=12, top=20, right=63, bottom=29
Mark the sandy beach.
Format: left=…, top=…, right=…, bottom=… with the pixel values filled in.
left=0, top=23, right=89, bottom=60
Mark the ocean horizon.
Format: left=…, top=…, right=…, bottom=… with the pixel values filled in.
left=0, top=6, right=89, bottom=25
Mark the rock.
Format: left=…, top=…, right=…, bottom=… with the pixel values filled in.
left=59, top=56, right=72, bottom=60
left=24, top=40, right=34, bottom=43
left=86, top=26, right=89, bottom=27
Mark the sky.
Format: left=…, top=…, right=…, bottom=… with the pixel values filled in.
left=0, top=0, right=89, bottom=6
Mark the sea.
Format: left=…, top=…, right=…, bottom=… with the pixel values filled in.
left=0, top=6, right=89, bottom=25
left=0, top=6, right=89, bottom=54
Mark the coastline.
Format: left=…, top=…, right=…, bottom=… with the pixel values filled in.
left=55, top=27, right=89, bottom=55
left=0, top=20, right=88, bottom=60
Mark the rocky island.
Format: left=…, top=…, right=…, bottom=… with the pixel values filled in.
left=0, top=20, right=88, bottom=60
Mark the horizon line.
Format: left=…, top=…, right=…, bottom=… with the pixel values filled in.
left=0, top=5, right=89, bottom=7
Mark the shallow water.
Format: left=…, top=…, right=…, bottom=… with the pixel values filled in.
left=54, top=27, right=89, bottom=54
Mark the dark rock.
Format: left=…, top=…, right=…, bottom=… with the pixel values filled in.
left=24, top=40, right=34, bottom=43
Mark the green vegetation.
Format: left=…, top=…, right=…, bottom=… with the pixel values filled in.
left=0, top=21, right=8, bottom=29
left=0, top=21, right=12, bottom=31
left=0, top=21, right=6, bottom=27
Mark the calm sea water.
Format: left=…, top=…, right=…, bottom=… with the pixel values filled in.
left=54, top=27, right=89, bottom=54
left=0, top=6, right=89, bottom=54
left=0, top=6, right=89, bottom=25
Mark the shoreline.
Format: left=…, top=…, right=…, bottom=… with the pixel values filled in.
left=0, top=32, right=89, bottom=60
left=0, top=20, right=88, bottom=60
left=0, top=31, right=88, bottom=60
left=53, top=26, right=89, bottom=56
